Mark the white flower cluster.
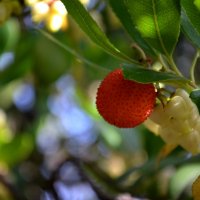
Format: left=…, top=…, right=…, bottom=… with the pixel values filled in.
left=145, top=89, right=200, bottom=154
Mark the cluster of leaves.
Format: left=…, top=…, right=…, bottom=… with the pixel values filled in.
left=0, top=0, right=200, bottom=200
left=62, top=0, right=199, bottom=86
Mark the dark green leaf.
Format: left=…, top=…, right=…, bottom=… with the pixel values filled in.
left=181, top=0, right=200, bottom=48
left=190, top=89, right=200, bottom=112
left=125, top=0, right=180, bottom=55
left=62, top=0, right=137, bottom=63
left=123, top=64, right=190, bottom=83
left=108, top=0, right=156, bottom=57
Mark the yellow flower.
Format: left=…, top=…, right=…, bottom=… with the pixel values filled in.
left=26, top=0, right=68, bottom=32
left=46, top=0, right=68, bottom=32
left=26, top=0, right=90, bottom=32
left=32, top=1, right=49, bottom=22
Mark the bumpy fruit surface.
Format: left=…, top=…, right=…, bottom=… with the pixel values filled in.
left=96, top=68, right=157, bottom=128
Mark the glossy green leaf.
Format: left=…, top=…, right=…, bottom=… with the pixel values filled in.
left=125, top=0, right=180, bottom=55
left=190, top=89, right=200, bottom=112
left=123, top=64, right=190, bottom=83
left=181, top=0, right=200, bottom=48
left=108, top=0, right=156, bottom=57
left=62, top=0, right=136, bottom=63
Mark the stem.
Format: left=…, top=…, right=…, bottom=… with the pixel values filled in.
left=168, top=55, right=183, bottom=76
left=36, top=28, right=110, bottom=72
left=190, top=50, right=200, bottom=84
left=131, top=43, right=147, bottom=61
left=166, top=81, right=194, bottom=93
left=0, top=174, right=27, bottom=200
left=158, top=54, right=171, bottom=71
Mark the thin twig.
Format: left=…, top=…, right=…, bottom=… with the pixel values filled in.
left=36, top=28, right=110, bottom=72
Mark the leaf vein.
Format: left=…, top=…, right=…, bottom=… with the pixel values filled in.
left=152, top=0, right=169, bottom=56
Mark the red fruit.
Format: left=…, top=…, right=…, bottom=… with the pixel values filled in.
left=96, top=68, right=157, bottom=128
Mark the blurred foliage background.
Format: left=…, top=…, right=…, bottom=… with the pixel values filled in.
left=0, top=0, right=200, bottom=200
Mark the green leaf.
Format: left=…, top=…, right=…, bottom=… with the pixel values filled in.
left=0, top=133, right=34, bottom=167
left=123, top=64, right=190, bottom=83
left=190, top=89, right=200, bottom=112
left=181, top=0, right=200, bottom=48
left=61, top=0, right=136, bottom=63
left=170, top=164, right=200, bottom=199
left=194, top=0, right=200, bottom=11
left=0, top=33, right=34, bottom=86
left=125, top=0, right=181, bottom=56
left=0, top=19, right=20, bottom=54
left=33, top=34, right=71, bottom=85
left=108, top=0, right=156, bottom=57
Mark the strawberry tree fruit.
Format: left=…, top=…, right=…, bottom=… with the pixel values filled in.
left=96, top=68, right=157, bottom=128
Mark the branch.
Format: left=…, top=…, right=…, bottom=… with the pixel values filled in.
left=0, top=174, right=27, bottom=200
